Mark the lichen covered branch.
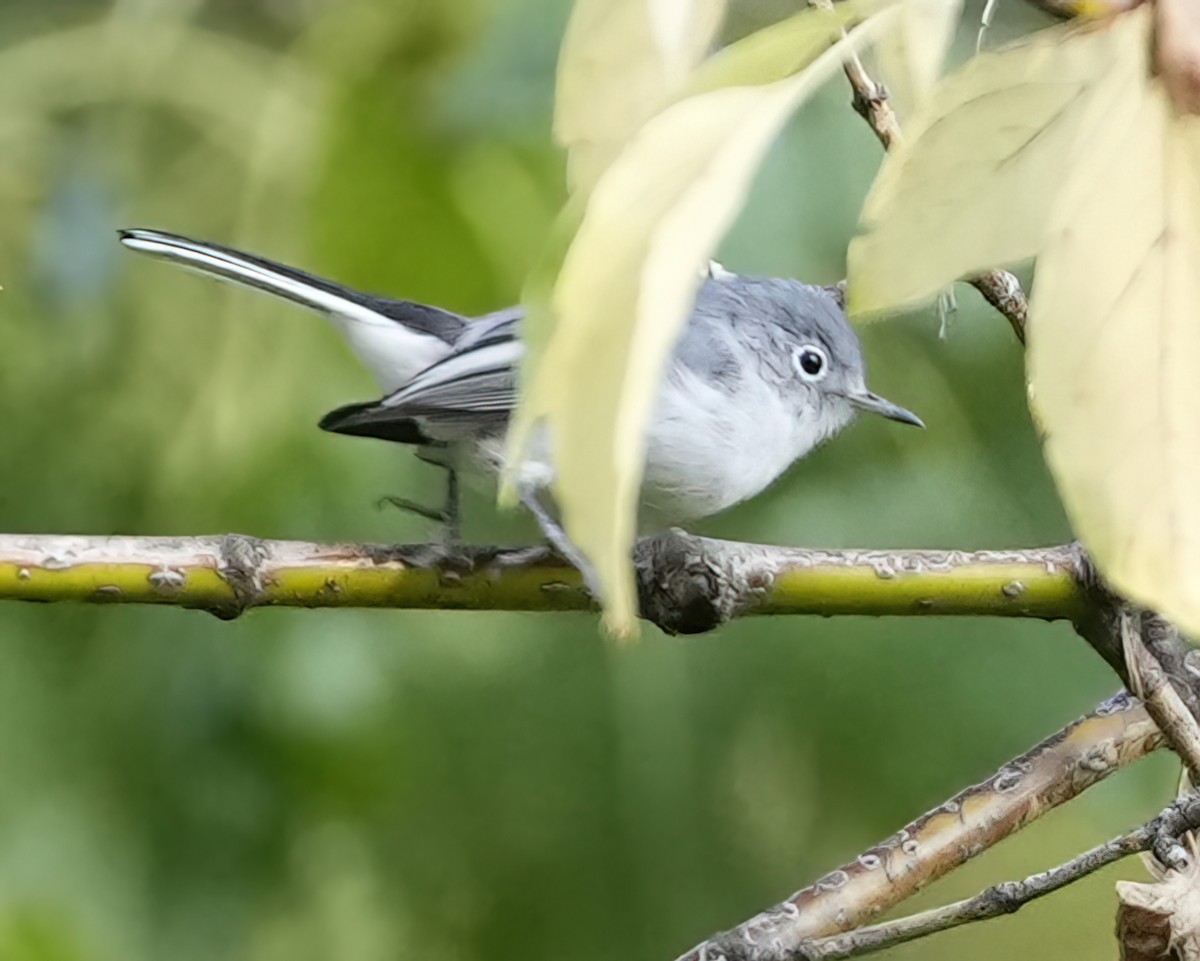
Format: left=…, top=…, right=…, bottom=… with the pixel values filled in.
left=0, top=534, right=585, bottom=620
left=674, top=692, right=1163, bottom=961
left=0, top=532, right=1088, bottom=630
left=1119, top=609, right=1200, bottom=781
left=796, top=791, right=1200, bottom=959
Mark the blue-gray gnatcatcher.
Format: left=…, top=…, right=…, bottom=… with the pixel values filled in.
left=118, top=229, right=922, bottom=581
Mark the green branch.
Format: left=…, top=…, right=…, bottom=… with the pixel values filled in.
left=760, top=548, right=1078, bottom=617
left=0, top=532, right=1087, bottom=626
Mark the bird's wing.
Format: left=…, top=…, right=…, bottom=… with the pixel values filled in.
left=319, top=314, right=524, bottom=442
left=384, top=329, right=524, bottom=415
left=118, top=228, right=467, bottom=342
left=455, top=307, right=524, bottom=349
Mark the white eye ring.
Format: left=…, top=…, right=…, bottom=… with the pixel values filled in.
left=792, top=344, right=829, bottom=382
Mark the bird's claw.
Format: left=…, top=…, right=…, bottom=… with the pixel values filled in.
left=377, top=493, right=462, bottom=546
left=377, top=495, right=448, bottom=525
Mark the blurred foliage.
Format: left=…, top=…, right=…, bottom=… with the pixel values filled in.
left=0, top=1, right=1179, bottom=959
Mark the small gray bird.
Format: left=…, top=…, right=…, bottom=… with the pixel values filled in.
left=118, top=229, right=922, bottom=579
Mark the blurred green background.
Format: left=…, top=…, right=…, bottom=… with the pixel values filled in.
left=0, top=1, right=1176, bottom=958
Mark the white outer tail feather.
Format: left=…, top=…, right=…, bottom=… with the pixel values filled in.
left=119, top=230, right=451, bottom=391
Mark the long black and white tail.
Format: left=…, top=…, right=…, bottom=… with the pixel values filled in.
left=118, top=228, right=464, bottom=390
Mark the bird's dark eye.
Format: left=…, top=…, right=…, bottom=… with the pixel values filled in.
left=793, top=345, right=828, bottom=381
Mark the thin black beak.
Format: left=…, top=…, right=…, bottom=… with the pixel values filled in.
left=849, top=391, right=924, bottom=428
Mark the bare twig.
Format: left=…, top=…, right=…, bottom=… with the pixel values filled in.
left=675, top=692, right=1163, bottom=961
left=968, top=268, right=1029, bottom=345
left=1156, top=0, right=1200, bottom=116
left=840, top=35, right=1030, bottom=343
left=842, top=54, right=900, bottom=150
left=797, top=792, right=1200, bottom=959
left=1071, top=568, right=1200, bottom=773
left=0, top=532, right=1088, bottom=632
left=1122, top=610, right=1200, bottom=781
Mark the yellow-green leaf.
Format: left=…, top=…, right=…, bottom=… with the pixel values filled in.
left=684, top=0, right=883, bottom=95
left=846, top=5, right=1200, bottom=632
left=871, top=0, right=962, bottom=120
left=554, top=0, right=726, bottom=195
left=513, top=9, right=888, bottom=636
left=847, top=13, right=1146, bottom=316
left=1030, top=58, right=1200, bottom=637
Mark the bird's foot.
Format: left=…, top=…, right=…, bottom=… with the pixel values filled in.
left=377, top=492, right=463, bottom=549
left=377, top=495, right=447, bottom=525
left=519, top=488, right=602, bottom=600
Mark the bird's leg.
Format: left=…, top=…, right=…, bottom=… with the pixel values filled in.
left=519, top=487, right=601, bottom=599
left=377, top=495, right=447, bottom=524
left=440, top=460, right=461, bottom=544
left=378, top=447, right=462, bottom=545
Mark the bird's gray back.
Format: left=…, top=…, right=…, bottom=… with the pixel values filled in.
left=453, top=306, right=524, bottom=350
left=369, top=275, right=858, bottom=425
left=332, top=274, right=861, bottom=454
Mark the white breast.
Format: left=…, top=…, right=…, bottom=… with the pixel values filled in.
left=472, top=365, right=852, bottom=524
left=639, top=366, right=849, bottom=519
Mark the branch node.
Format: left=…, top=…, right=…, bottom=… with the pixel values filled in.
left=1067, top=544, right=1132, bottom=681
left=213, top=533, right=270, bottom=619
left=1152, top=835, right=1192, bottom=874
left=966, top=270, right=1028, bottom=344
left=850, top=77, right=889, bottom=121
left=978, top=881, right=1023, bottom=916
left=634, top=530, right=767, bottom=634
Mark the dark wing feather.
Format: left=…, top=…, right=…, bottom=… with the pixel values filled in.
left=318, top=402, right=434, bottom=444
left=320, top=323, right=523, bottom=444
